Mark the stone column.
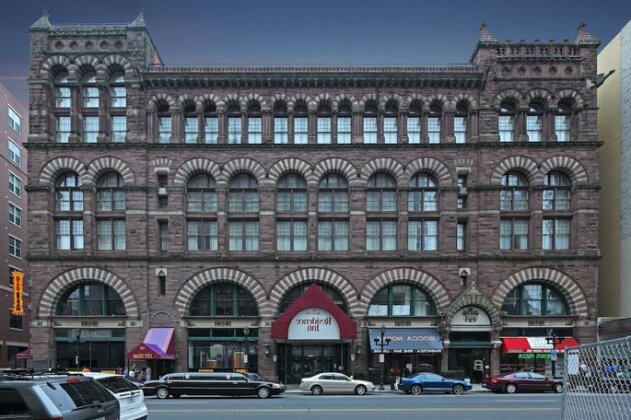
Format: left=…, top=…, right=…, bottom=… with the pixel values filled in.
left=171, top=109, right=183, bottom=143
left=469, top=111, right=479, bottom=143
left=443, top=111, right=455, bottom=143
left=516, top=107, right=528, bottom=142
left=399, top=113, right=408, bottom=144
left=262, top=109, right=273, bottom=144
left=216, top=185, right=228, bottom=253
left=352, top=107, right=363, bottom=144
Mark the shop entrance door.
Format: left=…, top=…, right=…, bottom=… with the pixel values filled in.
left=278, top=344, right=345, bottom=384
left=448, top=348, right=490, bottom=383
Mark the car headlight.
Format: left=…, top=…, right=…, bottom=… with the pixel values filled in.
left=272, top=383, right=282, bottom=388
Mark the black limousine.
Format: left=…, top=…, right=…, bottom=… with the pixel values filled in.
left=141, top=372, right=285, bottom=399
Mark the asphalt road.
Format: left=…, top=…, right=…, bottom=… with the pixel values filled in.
left=145, top=392, right=564, bottom=420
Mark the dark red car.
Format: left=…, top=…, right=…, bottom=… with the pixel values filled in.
left=482, top=372, right=563, bottom=394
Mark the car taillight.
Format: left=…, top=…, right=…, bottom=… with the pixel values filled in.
left=491, top=378, right=498, bottom=383
left=66, top=378, right=81, bottom=384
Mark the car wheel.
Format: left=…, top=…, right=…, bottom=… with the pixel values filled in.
left=452, top=384, right=465, bottom=395
left=411, top=384, right=423, bottom=395
left=257, top=386, right=271, bottom=399
left=311, top=385, right=323, bottom=395
left=553, top=383, right=563, bottom=394
left=505, top=383, right=517, bottom=394
left=355, top=385, right=367, bottom=395
left=156, top=387, right=170, bottom=399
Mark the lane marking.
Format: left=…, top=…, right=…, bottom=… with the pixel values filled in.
left=150, top=408, right=560, bottom=413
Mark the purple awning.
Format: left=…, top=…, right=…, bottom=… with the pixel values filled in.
left=127, top=328, right=176, bottom=360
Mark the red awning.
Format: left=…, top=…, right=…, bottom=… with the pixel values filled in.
left=15, top=349, right=32, bottom=360
left=501, top=336, right=579, bottom=353
left=271, top=283, right=357, bottom=340
left=127, top=328, right=176, bottom=360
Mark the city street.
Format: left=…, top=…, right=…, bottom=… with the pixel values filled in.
left=145, top=392, right=563, bottom=420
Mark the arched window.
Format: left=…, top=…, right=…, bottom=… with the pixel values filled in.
left=407, top=101, right=422, bottom=144
left=526, top=102, right=544, bottom=142
left=56, top=173, right=83, bottom=211
left=555, top=100, right=572, bottom=142
left=204, top=102, right=219, bottom=144
left=228, top=174, right=259, bottom=251
left=454, top=102, right=468, bottom=144
left=228, top=174, right=258, bottom=212
left=110, top=73, right=126, bottom=108
left=408, top=174, right=438, bottom=212
left=383, top=100, right=398, bottom=144
left=293, top=103, right=308, bottom=144
left=96, top=172, right=126, bottom=251
left=277, top=174, right=307, bottom=212
left=368, top=284, right=436, bottom=316
left=337, top=101, right=352, bottom=144
left=157, top=101, right=171, bottom=143
left=318, top=174, right=348, bottom=213
left=317, top=103, right=332, bottom=144
left=96, top=172, right=125, bottom=211
left=56, top=283, right=125, bottom=316
left=247, top=103, right=262, bottom=144
left=273, top=102, right=288, bottom=144
left=277, top=283, right=347, bottom=315
left=318, top=174, right=349, bottom=251
left=363, top=101, right=378, bottom=143
left=498, top=102, right=515, bottom=142
left=227, top=104, right=241, bottom=144
left=500, top=172, right=529, bottom=210
left=428, top=104, right=442, bottom=144
left=187, top=174, right=217, bottom=212
left=367, top=173, right=397, bottom=212
left=501, top=283, right=569, bottom=315
left=189, top=283, right=258, bottom=316
left=81, top=73, right=99, bottom=143
left=54, top=73, right=71, bottom=108
left=55, top=173, right=84, bottom=250
left=187, top=174, right=218, bottom=251
left=82, top=73, right=99, bottom=108
left=543, top=172, right=571, bottom=210
left=183, top=102, right=198, bottom=144
left=277, top=174, right=308, bottom=252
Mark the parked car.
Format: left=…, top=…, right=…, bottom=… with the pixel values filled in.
left=398, top=372, right=472, bottom=395
left=0, top=372, right=119, bottom=419
left=142, top=371, right=285, bottom=399
left=77, top=372, right=148, bottom=420
left=482, top=372, right=563, bottom=393
left=299, top=372, right=375, bottom=395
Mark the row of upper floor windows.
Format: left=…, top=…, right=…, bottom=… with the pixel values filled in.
left=50, top=110, right=577, bottom=144
left=51, top=170, right=574, bottom=214
left=47, top=79, right=582, bottom=144
left=48, top=215, right=572, bottom=254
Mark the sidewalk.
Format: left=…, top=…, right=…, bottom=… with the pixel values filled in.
left=284, top=383, right=488, bottom=393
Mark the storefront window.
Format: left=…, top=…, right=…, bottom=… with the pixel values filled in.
left=368, top=284, right=436, bottom=316
left=501, top=283, right=569, bottom=315
left=277, top=283, right=347, bottom=315
left=54, top=328, right=125, bottom=370
left=56, top=283, right=125, bottom=316
left=188, top=328, right=258, bottom=371
left=189, top=283, right=258, bottom=316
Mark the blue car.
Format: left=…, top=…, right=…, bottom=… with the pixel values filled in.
left=398, top=373, right=472, bottom=395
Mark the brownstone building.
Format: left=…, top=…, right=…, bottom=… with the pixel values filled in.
left=0, top=82, right=29, bottom=368
left=27, top=11, right=600, bottom=383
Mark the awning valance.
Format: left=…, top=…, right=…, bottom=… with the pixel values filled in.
left=501, top=336, right=579, bottom=353
left=127, top=328, right=176, bottom=360
left=369, top=328, right=443, bottom=353
left=15, top=349, right=32, bottom=360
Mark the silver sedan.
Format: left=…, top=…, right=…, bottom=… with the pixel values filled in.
left=299, top=373, right=376, bottom=395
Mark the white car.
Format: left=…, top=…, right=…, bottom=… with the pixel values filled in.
left=76, top=372, right=148, bottom=420
left=299, top=372, right=376, bottom=395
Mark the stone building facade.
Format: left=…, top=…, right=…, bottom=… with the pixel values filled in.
left=27, top=11, right=600, bottom=382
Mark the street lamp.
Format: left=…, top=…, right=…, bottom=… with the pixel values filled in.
left=243, top=326, right=250, bottom=371
left=373, top=325, right=391, bottom=390
left=74, top=329, right=82, bottom=370
left=546, top=332, right=560, bottom=377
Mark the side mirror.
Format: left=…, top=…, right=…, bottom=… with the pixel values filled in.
left=350, top=376, right=354, bottom=380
